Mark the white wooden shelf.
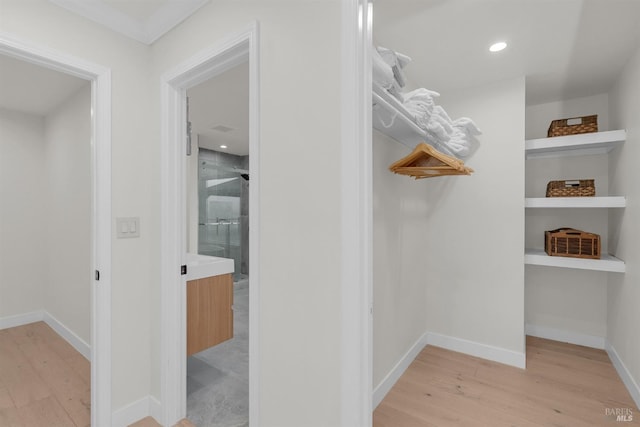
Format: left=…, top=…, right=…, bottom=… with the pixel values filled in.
left=525, top=248, right=625, bottom=273
left=524, top=129, right=626, bottom=273
left=524, top=196, right=626, bottom=208
left=525, top=129, right=626, bottom=159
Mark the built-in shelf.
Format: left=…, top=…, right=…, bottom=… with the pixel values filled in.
left=372, top=90, right=425, bottom=149
left=525, top=129, right=626, bottom=159
left=525, top=196, right=626, bottom=208
left=371, top=86, right=475, bottom=161
left=524, top=129, right=626, bottom=273
left=525, top=248, right=626, bottom=273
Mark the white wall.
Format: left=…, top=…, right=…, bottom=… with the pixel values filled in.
left=608, top=43, right=640, bottom=406
left=524, top=94, right=610, bottom=340
left=43, top=84, right=91, bottom=344
left=3, top=2, right=348, bottom=422
left=1, top=0, right=155, bottom=412
left=525, top=93, right=609, bottom=139
left=150, top=2, right=343, bottom=425
left=372, top=130, right=428, bottom=388
left=0, top=84, right=91, bottom=345
left=424, top=77, right=526, bottom=356
left=0, top=108, right=46, bottom=318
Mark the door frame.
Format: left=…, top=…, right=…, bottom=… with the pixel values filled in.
left=0, top=32, right=113, bottom=427
left=340, top=0, right=374, bottom=425
left=159, top=22, right=260, bottom=426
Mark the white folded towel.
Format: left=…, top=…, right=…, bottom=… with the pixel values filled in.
left=453, top=117, right=482, bottom=135
left=404, top=100, right=434, bottom=120
left=377, top=46, right=412, bottom=89
left=402, top=91, right=481, bottom=159
left=424, top=120, right=450, bottom=141
left=402, top=88, right=440, bottom=102
left=401, top=88, right=440, bottom=120
left=378, top=47, right=411, bottom=69
left=431, top=107, right=456, bottom=135
left=372, top=47, right=395, bottom=92
left=372, top=53, right=481, bottom=160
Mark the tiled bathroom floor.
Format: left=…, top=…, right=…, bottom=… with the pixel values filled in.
left=186, top=279, right=249, bottom=427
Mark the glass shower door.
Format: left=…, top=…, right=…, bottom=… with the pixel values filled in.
left=198, top=154, right=248, bottom=280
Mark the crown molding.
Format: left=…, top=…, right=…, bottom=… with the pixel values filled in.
left=49, top=0, right=209, bottom=45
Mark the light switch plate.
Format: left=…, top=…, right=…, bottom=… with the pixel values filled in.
left=116, top=217, right=140, bottom=238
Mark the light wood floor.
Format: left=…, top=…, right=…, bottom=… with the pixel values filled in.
left=0, top=321, right=90, bottom=427
left=374, top=336, right=639, bottom=426
left=7, top=324, right=635, bottom=427
left=0, top=323, right=194, bottom=427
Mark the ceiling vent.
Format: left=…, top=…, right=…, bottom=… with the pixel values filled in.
left=211, top=125, right=235, bottom=133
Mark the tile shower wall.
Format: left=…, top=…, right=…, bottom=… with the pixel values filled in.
left=198, top=148, right=249, bottom=279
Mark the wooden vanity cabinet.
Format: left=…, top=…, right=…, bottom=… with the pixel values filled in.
left=186, top=273, right=233, bottom=355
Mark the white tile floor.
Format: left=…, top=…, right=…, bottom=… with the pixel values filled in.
left=187, top=279, right=249, bottom=427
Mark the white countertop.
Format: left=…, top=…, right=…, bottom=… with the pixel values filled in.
left=185, top=253, right=234, bottom=281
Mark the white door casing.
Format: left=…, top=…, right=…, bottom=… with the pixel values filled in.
left=159, top=22, right=260, bottom=426
left=340, top=0, right=374, bottom=425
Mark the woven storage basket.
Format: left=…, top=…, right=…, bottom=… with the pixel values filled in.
left=546, top=179, right=595, bottom=197
left=548, top=115, right=598, bottom=137
left=545, top=228, right=600, bottom=259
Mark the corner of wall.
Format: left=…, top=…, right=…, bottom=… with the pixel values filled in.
left=606, top=340, right=640, bottom=410
left=372, top=130, right=430, bottom=389
left=111, top=395, right=162, bottom=427
left=373, top=332, right=428, bottom=409
left=606, top=41, right=640, bottom=412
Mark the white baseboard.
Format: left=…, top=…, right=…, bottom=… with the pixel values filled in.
left=0, top=310, right=91, bottom=361
left=426, top=331, right=526, bottom=369
left=0, top=311, right=44, bottom=330
left=373, top=332, right=428, bottom=409
left=43, top=312, right=90, bottom=361
left=606, top=341, right=640, bottom=410
left=526, top=323, right=605, bottom=349
left=112, top=395, right=162, bottom=427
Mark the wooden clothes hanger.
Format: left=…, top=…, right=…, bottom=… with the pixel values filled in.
left=389, top=142, right=474, bottom=179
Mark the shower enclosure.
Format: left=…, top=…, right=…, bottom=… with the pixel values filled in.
left=198, top=148, right=249, bottom=281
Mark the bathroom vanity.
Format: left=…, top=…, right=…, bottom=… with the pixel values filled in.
left=186, top=254, right=235, bottom=356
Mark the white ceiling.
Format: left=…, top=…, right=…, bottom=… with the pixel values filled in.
left=187, top=61, right=249, bottom=156
left=16, top=0, right=638, bottom=134
left=374, top=0, right=640, bottom=105
left=102, top=0, right=169, bottom=21
left=49, top=0, right=210, bottom=44
left=0, top=54, right=88, bottom=116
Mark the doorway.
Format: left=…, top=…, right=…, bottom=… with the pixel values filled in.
left=0, top=35, right=112, bottom=426
left=160, top=25, right=259, bottom=426
left=186, top=60, right=250, bottom=425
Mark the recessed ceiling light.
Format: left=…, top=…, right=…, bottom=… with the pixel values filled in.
left=489, top=41, right=507, bottom=52
left=220, top=145, right=228, bottom=149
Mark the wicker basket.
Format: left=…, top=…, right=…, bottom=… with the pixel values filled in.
left=548, top=115, right=598, bottom=137
left=545, top=228, right=600, bottom=259
left=546, top=179, right=595, bottom=197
